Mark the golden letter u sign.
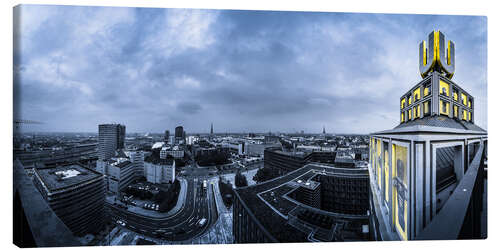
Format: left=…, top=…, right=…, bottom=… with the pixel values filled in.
left=419, top=30, right=455, bottom=79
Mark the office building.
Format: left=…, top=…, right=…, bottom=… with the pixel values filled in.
left=175, top=126, right=184, bottom=144
left=97, top=149, right=143, bottom=193
left=32, top=163, right=105, bottom=236
left=105, top=158, right=136, bottom=194
left=164, top=130, right=170, bottom=144
left=98, top=124, right=125, bottom=160
left=369, top=30, right=487, bottom=241
left=144, top=152, right=176, bottom=184
left=264, top=148, right=337, bottom=176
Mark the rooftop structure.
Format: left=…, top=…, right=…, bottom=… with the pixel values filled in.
left=233, top=163, right=370, bottom=243
left=32, top=163, right=105, bottom=236
left=264, top=147, right=338, bottom=176
left=369, top=30, right=487, bottom=241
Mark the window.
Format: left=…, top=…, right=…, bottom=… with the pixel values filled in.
left=408, top=109, right=412, bottom=120
left=424, top=101, right=431, bottom=116
left=413, top=106, right=420, bottom=119
left=408, top=95, right=412, bottom=105
left=468, top=99, right=472, bottom=108
left=401, top=112, right=405, bottom=123
left=453, top=89, right=458, bottom=101
left=424, top=83, right=431, bottom=97
left=462, top=110, right=467, bottom=121
left=440, top=100, right=449, bottom=115
left=461, top=93, right=467, bottom=106
left=468, top=111, right=472, bottom=121
left=439, top=80, right=449, bottom=97
left=400, top=98, right=406, bottom=109
left=413, top=87, right=421, bottom=102
left=453, top=105, right=458, bottom=118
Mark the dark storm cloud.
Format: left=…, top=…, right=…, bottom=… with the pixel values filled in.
left=14, top=5, right=487, bottom=133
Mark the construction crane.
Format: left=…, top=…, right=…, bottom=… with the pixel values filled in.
left=14, top=119, right=43, bottom=129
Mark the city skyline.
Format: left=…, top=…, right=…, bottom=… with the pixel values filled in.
left=14, top=5, right=487, bottom=134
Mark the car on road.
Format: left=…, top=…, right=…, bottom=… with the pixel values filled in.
left=116, top=219, right=126, bottom=226
left=197, top=218, right=207, bottom=227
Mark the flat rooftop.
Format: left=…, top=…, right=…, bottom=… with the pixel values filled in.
left=273, top=150, right=306, bottom=157
left=35, top=164, right=102, bottom=193
left=234, top=163, right=369, bottom=242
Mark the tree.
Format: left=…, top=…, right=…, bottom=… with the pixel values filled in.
left=235, top=171, right=248, bottom=187
left=218, top=178, right=234, bottom=208
left=253, top=167, right=275, bottom=183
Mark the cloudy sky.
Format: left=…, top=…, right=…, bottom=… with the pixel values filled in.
left=13, top=5, right=487, bottom=134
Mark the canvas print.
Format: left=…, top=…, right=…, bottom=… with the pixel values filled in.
left=13, top=4, right=487, bottom=247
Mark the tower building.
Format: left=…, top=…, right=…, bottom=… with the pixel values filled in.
left=164, top=130, right=170, bottom=144
left=369, top=30, right=487, bottom=241
left=98, top=124, right=125, bottom=160
left=210, top=123, right=214, bottom=135
left=175, top=126, right=184, bottom=144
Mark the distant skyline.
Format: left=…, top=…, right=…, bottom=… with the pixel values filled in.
left=14, top=5, right=487, bottom=134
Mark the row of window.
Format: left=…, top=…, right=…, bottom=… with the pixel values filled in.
left=401, top=81, right=473, bottom=111
left=400, top=83, right=431, bottom=109
left=401, top=101, right=431, bottom=122
left=400, top=99, right=472, bottom=123
left=439, top=80, right=472, bottom=108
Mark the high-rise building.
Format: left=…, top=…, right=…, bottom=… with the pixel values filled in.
left=175, top=126, right=184, bottom=144
left=369, top=30, right=487, bottom=241
left=117, top=124, right=125, bottom=149
left=210, top=123, right=213, bottom=135
left=98, top=124, right=125, bottom=160
left=164, top=130, right=170, bottom=144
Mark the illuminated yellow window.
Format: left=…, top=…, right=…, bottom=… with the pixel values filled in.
left=439, top=80, right=449, bottom=96
left=461, top=93, right=467, bottom=106
left=413, top=87, right=421, bottom=101
left=468, top=100, right=472, bottom=108
left=408, top=109, right=412, bottom=120
left=468, top=111, right=472, bottom=121
left=453, top=91, right=458, bottom=101
left=408, top=95, right=412, bottom=105
left=440, top=100, right=449, bottom=115
left=401, top=112, right=405, bottom=123
left=423, top=101, right=430, bottom=116
left=453, top=105, right=458, bottom=118
left=424, top=86, right=430, bottom=96
left=413, top=106, right=420, bottom=119
left=400, top=98, right=406, bottom=109
left=462, top=110, right=467, bottom=120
